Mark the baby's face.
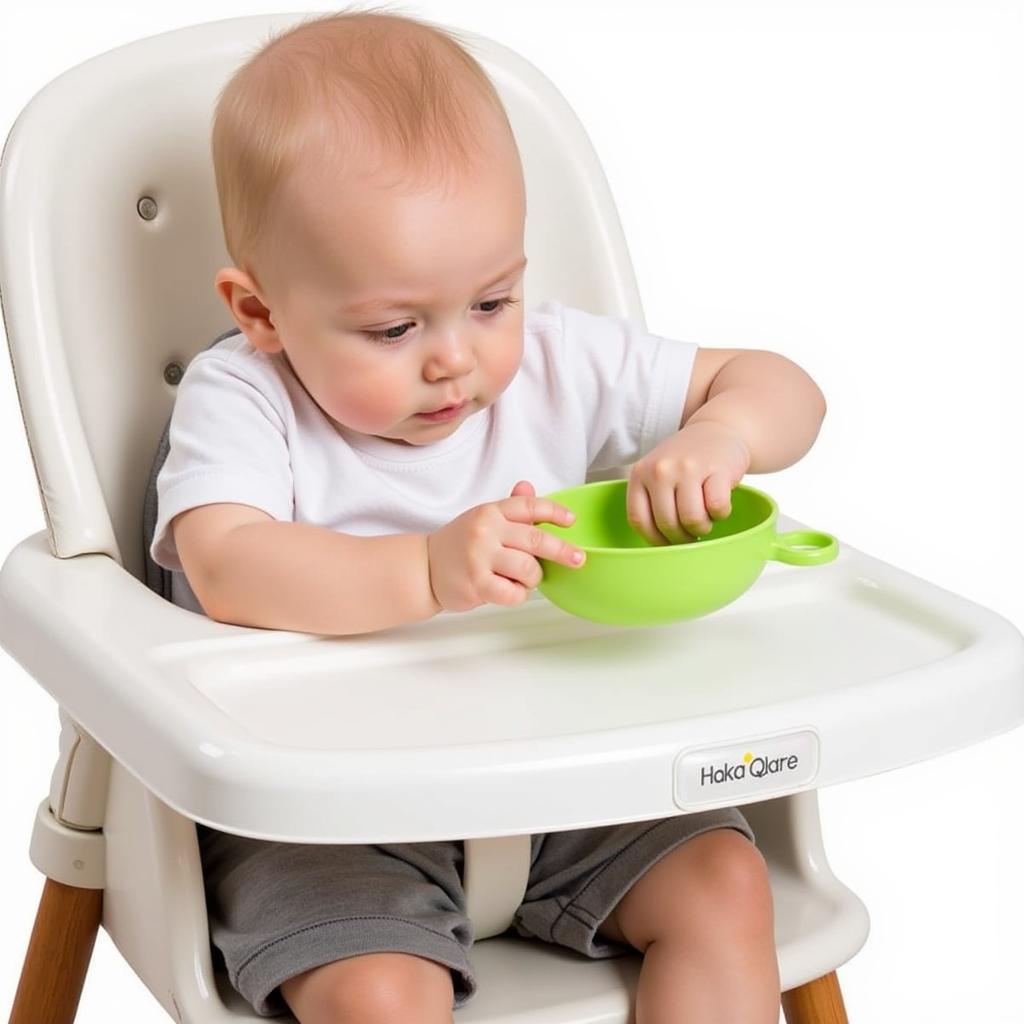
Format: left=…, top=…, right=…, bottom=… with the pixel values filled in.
left=254, top=140, right=527, bottom=446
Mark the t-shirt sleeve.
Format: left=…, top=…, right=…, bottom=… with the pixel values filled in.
left=551, top=303, right=699, bottom=471
left=149, top=350, right=294, bottom=573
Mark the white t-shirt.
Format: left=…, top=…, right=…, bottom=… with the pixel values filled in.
left=150, top=300, right=699, bottom=613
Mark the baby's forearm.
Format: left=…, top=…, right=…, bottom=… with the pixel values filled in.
left=688, top=351, right=827, bottom=472
left=203, top=521, right=441, bottom=635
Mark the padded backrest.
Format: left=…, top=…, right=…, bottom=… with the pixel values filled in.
left=0, top=14, right=643, bottom=584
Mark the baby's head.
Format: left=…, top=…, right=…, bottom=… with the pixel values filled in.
left=211, top=8, right=527, bottom=446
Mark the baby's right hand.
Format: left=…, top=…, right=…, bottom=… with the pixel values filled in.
left=426, top=480, right=586, bottom=612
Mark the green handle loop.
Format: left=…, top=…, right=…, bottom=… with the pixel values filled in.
left=770, top=530, right=839, bottom=566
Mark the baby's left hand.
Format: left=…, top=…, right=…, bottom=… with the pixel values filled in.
left=627, top=421, right=751, bottom=545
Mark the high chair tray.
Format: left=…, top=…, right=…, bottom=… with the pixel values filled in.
left=1, top=513, right=1022, bottom=843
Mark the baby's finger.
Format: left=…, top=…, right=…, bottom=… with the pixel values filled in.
left=626, top=478, right=668, bottom=546
left=703, top=475, right=733, bottom=522
left=648, top=482, right=692, bottom=545
left=501, top=494, right=577, bottom=528
left=508, top=522, right=587, bottom=568
left=675, top=480, right=713, bottom=538
left=479, top=570, right=530, bottom=607
left=509, top=479, right=536, bottom=499
left=492, top=547, right=544, bottom=590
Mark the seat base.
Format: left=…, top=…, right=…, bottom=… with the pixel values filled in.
left=214, top=936, right=853, bottom=1023
left=212, top=936, right=637, bottom=1023
left=93, top=761, right=869, bottom=1022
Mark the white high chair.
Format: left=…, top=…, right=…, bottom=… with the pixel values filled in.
left=2, top=14, right=1023, bottom=1024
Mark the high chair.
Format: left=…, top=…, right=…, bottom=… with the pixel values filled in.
left=2, top=14, right=1022, bottom=1024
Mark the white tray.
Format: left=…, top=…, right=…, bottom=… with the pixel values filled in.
left=1, top=512, right=1022, bottom=843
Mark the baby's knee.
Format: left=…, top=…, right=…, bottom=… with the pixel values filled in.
left=280, top=951, right=456, bottom=1024
left=691, top=829, right=773, bottom=931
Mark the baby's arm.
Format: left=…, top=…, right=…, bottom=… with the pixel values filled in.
left=173, top=486, right=585, bottom=635
left=679, top=348, right=827, bottom=472
left=173, top=503, right=439, bottom=635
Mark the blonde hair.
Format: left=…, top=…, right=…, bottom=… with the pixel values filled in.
left=211, top=5, right=516, bottom=273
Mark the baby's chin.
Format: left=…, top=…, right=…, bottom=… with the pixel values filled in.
left=369, top=424, right=451, bottom=447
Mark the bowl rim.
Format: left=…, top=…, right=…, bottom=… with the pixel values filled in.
left=543, top=479, right=779, bottom=554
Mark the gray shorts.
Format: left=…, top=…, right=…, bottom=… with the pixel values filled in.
left=198, top=808, right=754, bottom=1016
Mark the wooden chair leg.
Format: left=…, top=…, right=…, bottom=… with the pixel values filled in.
left=781, top=970, right=849, bottom=1024
left=9, top=877, right=103, bottom=1024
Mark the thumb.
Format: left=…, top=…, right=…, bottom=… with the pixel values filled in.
left=510, top=479, right=536, bottom=499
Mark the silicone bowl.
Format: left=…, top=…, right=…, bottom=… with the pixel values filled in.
left=537, top=479, right=838, bottom=625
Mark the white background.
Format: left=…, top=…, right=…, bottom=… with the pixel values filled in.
left=1, top=1, right=1022, bottom=1021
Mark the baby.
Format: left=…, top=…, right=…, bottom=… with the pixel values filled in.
left=149, top=8, right=826, bottom=1023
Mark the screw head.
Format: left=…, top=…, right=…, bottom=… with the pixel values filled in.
left=164, top=362, right=184, bottom=385
left=137, top=196, right=158, bottom=221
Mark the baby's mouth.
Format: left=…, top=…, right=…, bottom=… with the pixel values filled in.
left=416, top=400, right=468, bottom=421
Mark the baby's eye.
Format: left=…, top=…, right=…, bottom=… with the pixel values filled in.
left=365, top=322, right=414, bottom=345
left=363, top=297, right=518, bottom=346
left=476, top=296, right=518, bottom=315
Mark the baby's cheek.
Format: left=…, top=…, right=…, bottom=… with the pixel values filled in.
left=489, top=331, right=524, bottom=393
left=334, top=371, right=408, bottom=428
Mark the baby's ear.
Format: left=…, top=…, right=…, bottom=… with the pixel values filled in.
left=213, top=267, right=283, bottom=353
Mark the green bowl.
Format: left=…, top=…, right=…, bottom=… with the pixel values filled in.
left=537, top=479, right=838, bottom=625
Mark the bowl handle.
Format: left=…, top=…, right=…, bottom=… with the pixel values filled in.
left=769, top=530, right=839, bottom=566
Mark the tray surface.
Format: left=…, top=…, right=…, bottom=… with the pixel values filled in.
left=2, top=516, right=1022, bottom=841
left=172, top=558, right=968, bottom=751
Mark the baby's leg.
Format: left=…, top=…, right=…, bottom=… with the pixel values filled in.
left=280, top=951, right=455, bottom=1024
left=597, top=828, right=779, bottom=1024
left=196, top=829, right=474, bottom=1016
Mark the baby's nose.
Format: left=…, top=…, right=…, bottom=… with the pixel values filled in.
left=424, top=330, right=475, bottom=378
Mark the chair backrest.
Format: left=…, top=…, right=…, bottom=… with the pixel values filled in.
left=0, top=14, right=643, bottom=585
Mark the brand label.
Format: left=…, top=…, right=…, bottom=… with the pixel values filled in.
left=673, top=730, right=819, bottom=809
